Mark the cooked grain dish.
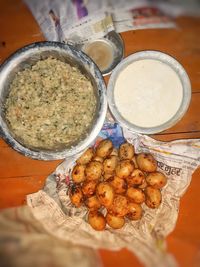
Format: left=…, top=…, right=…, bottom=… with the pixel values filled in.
left=4, top=57, right=96, bottom=150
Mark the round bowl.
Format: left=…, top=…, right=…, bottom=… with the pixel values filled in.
left=107, top=50, right=191, bottom=134
left=0, top=41, right=107, bottom=160
left=80, top=31, right=124, bottom=76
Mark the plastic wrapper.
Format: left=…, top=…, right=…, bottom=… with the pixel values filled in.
left=27, top=123, right=200, bottom=267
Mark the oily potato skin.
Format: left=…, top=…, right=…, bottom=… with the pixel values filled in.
left=103, top=155, right=119, bottom=174
left=82, top=180, right=98, bottom=197
left=76, top=147, right=94, bottom=165
left=69, top=138, right=167, bottom=231
left=69, top=185, right=83, bottom=208
left=85, top=161, right=103, bottom=181
left=71, top=164, right=86, bottom=184
left=119, top=142, right=134, bottom=160
left=106, top=213, right=125, bottom=229
left=146, top=172, right=167, bottom=189
left=96, top=182, right=114, bottom=208
left=115, top=160, right=134, bottom=179
left=126, top=203, right=143, bottom=220
left=108, top=176, right=127, bottom=194
left=85, top=195, right=101, bottom=211
left=88, top=211, right=106, bottom=231
left=145, top=186, right=162, bottom=209
left=136, top=153, right=157, bottom=172
left=109, top=195, right=128, bottom=217
left=96, top=139, right=113, bottom=158
left=126, top=187, right=145, bottom=204
left=126, top=169, right=145, bottom=186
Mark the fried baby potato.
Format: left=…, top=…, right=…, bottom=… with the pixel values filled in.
left=71, top=164, right=86, bottom=184
left=82, top=180, right=98, bottom=197
left=96, top=182, right=114, bottom=208
left=145, top=186, right=162, bottom=209
left=126, top=169, right=145, bottom=186
left=103, top=155, right=119, bottom=174
left=109, top=195, right=128, bottom=217
left=146, top=171, right=167, bottom=189
left=115, top=160, right=134, bottom=179
left=85, top=161, right=103, bottom=181
left=119, top=142, right=134, bottom=160
left=69, top=185, right=83, bottom=208
left=126, top=202, right=143, bottom=220
left=136, top=153, right=157, bottom=172
left=88, top=211, right=106, bottom=231
left=85, top=195, right=101, bottom=211
left=76, top=147, right=94, bottom=165
left=126, top=187, right=145, bottom=204
left=108, top=175, right=127, bottom=194
left=106, top=213, right=125, bottom=229
left=96, top=139, right=113, bottom=158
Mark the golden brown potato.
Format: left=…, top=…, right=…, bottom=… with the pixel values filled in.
left=109, top=195, right=128, bottom=217
left=71, top=164, right=86, bottom=184
left=103, top=155, right=119, bottom=174
left=96, top=182, right=114, bottom=208
left=82, top=180, right=98, bottom=197
left=106, top=213, right=125, bottom=229
left=146, top=171, right=167, bottom=189
left=92, top=156, right=104, bottom=163
left=85, top=161, right=103, bottom=181
left=96, top=139, right=113, bottom=158
left=126, top=169, right=145, bottom=186
left=119, top=142, right=134, bottom=160
left=115, top=160, right=134, bottom=179
left=126, top=202, right=143, bottom=220
left=126, top=187, right=145, bottom=204
left=85, top=195, right=101, bottom=211
left=108, top=175, right=127, bottom=194
left=68, top=185, right=83, bottom=208
left=88, top=211, right=106, bottom=231
left=76, top=147, right=94, bottom=165
left=145, top=186, right=162, bottom=209
left=136, top=153, right=157, bottom=172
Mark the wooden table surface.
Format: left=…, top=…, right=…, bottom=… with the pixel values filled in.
left=0, top=1, right=200, bottom=266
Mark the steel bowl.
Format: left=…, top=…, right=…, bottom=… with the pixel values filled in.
left=80, top=31, right=124, bottom=76
left=0, top=41, right=107, bottom=160
left=107, top=50, right=191, bottom=134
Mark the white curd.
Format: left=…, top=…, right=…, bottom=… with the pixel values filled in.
left=114, top=59, right=183, bottom=128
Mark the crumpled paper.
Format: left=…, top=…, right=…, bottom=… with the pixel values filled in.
left=0, top=206, right=102, bottom=267
left=26, top=123, right=200, bottom=267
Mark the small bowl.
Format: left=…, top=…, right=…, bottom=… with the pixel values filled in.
left=80, top=31, right=124, bottom=76
left=107, top=50, right=191, bottom=134
left=0, top=42, right=107, bottom=160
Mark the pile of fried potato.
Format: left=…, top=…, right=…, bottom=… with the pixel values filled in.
left=68, top=139, right=167, bottom=231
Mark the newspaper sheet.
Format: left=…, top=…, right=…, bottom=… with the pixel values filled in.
left=27, top=123, right=200, bottom=267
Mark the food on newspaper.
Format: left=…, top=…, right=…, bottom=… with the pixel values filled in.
left=68, top=139, right=167, bottom=231
left=4, top=57, right=96, bottom=150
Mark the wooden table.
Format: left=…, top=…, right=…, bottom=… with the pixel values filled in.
left=0, top=1, right=200, bottom=266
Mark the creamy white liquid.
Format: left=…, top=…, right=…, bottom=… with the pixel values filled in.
left=114, top=59, right=183, bottom=128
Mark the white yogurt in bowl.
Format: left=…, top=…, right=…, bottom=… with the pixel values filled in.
left=107, top=51, right=191, bottom=134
